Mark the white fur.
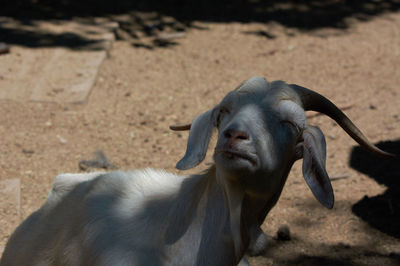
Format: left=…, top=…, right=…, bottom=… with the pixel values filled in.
left=1, top=169, right=237, bottom=265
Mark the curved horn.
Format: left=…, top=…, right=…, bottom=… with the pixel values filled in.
left=290, top=84, right=394, bottom=158
left=170, top=123, right=191, bottom=131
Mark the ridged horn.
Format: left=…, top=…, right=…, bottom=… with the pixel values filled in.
left=290, top=84, right=395, bottom=158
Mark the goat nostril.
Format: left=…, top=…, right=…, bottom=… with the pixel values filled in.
left=224, top=131, right=232, bottom=139
left=237, top=133, right=249, bottom=140
left=224, top=129, right=249, bottom=141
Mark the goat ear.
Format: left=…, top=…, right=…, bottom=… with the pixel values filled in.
left=176, top=109, right=216, bottom=170
left=301, top=125, right=334, bottom=209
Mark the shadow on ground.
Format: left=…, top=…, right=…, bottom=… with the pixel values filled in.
left=0, top=23, right=104, bottom=50
left=350, top=139, right=400, bottom=239
left=255, top=139, right=400, bottom=266
left=258, top=237, right=400, bottom=266
left=1, top=0, right=400, bottom=49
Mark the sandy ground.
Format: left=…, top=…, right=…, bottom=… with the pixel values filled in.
left=1, top=8, right=400, bottom=265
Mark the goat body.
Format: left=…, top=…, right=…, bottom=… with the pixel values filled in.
left=1, top=169, right=250, bottom=266
left=1, top=77, right=391, bottom=266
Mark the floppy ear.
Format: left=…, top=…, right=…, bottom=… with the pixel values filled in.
left=301, top=125, right=334, bottom=209
left=176, top=109, right=217, bottom=170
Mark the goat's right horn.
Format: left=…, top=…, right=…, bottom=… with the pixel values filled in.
left=290, top=84, right=395, bottom=158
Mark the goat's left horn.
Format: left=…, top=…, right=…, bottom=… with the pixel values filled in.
left=290, top=84, right=395, bottom=158
left=170, top=123, right=192, bottom=131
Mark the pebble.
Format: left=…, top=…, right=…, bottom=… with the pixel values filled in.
left=287, top=45, right=296, bottom=51
left=0, top=42, right=10, bottom=55
left=56, top=135, right=67, bottom=144
left=22, top=149, right=35, bottom=154
left=277, top=224, right=291, bottom=241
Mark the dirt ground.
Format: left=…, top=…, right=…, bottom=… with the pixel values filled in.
left=1, top=3, right=400, bottom=265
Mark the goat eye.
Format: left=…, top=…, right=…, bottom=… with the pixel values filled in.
left=217, top=107, right=230, bottom=125
left=220, top=107, right=230, bottom=114
left=282, top=120, right=300, bottom=133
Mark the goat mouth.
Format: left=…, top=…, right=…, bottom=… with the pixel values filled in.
left=215, top=149, right=257, bottom=166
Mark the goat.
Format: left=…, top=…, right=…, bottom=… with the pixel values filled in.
left=0, top=77, right=392, bottom=266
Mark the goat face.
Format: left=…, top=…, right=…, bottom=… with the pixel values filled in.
left=174, top=77, right=332, bottom=207
left=212, top=83, right=301, bottom=193
left=172, top=77, right=393, bottom=209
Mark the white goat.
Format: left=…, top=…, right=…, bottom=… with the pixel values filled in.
left=0, top=77, right=392, bottom=266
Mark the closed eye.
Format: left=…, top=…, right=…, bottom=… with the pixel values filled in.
left=217, top=107, right=230, bottom=125
left=281, top=120, right=300, bottom=135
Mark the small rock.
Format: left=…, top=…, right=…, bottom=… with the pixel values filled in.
left=369, top=104, right=377, bottom=110
left=154, top=32, right=186, bottom=44
left=130, top=131, right=136, bottom=139
left=45, top=121, right=52, bottom=127
left=0, top=42, right=10, bottom=55
left=161, top=16, right=176, bottom=25
left=57, top=135, right=67, bottom=144
left=115, top=28, right=134, bottom=41
left=277, top=224, right=291, bottom=241
left=79, top=149, right=117, bottom=171
left=328, top=134, right=336, bottom=140
left=22, top=149, right=35, bottom=154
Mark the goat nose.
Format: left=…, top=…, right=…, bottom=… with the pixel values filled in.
left=223, top=128, right=249, bottom=141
